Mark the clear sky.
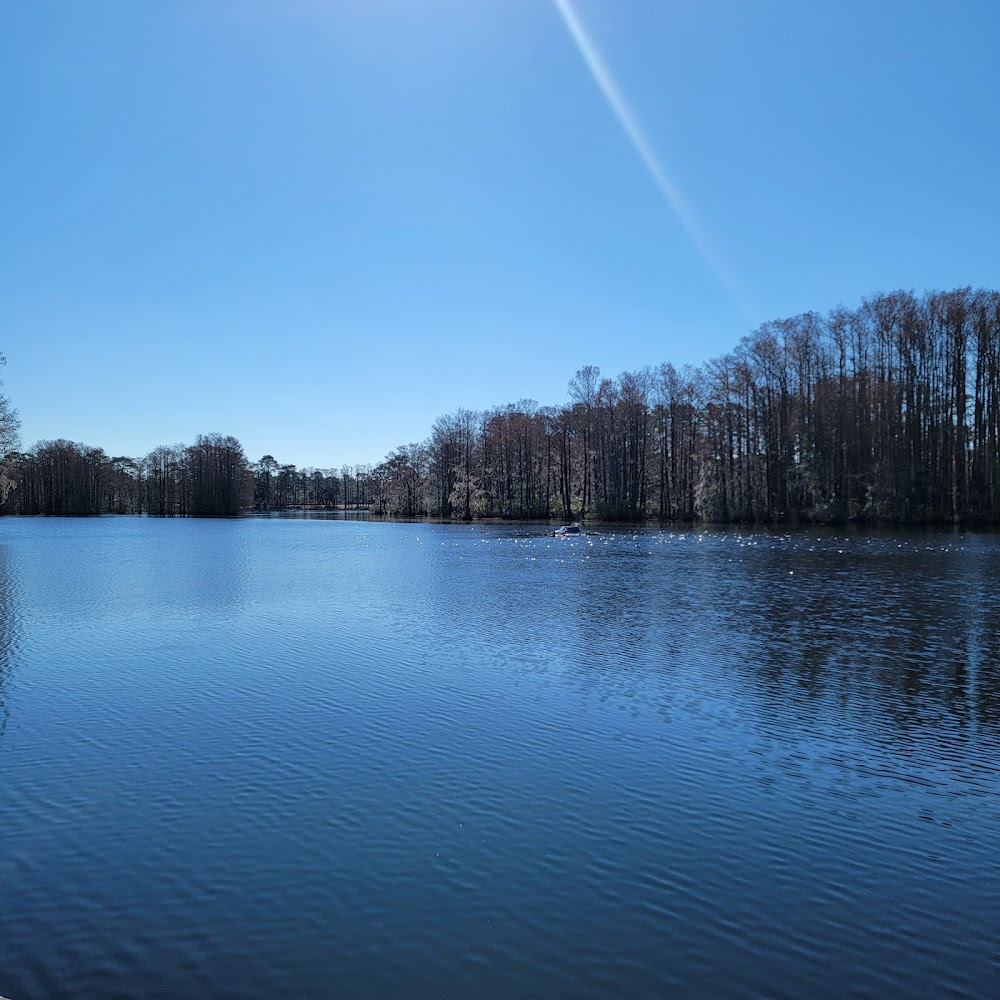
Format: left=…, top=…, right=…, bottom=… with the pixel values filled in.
left=3, top=0, right=999, bottom=469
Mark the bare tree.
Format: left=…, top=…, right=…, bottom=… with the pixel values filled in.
left=0, top=353, right=20, bottom=504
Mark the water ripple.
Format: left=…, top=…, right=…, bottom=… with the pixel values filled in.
left=0, top=519, right=997, bottom=998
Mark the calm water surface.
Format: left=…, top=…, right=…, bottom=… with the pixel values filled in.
left=1, top=517, right=998, bottom=999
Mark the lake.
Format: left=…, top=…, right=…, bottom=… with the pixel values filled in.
left=1, top=516, right=998, bottom=999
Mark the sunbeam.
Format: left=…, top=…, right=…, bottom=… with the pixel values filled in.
left=551, top=0, right=750, bottom=314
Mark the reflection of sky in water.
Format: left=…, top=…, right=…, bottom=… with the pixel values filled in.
left=0, top=519, right=997, bottom=999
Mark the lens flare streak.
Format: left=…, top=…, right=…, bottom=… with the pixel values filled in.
left=551, top=0, right=749, bottom=313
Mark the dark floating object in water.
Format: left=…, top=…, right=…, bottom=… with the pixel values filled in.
left=552, top=523, right=583, bottom=536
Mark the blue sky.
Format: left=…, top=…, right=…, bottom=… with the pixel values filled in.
left=3, top=0, right=998, bottom=468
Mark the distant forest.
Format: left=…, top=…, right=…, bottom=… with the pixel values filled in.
left=3, top=286, right=1000, bottom=524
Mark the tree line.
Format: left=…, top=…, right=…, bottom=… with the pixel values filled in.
left=338, top=286, right=1000, bottom=525
left=3, top=286, right=1000, bottom=523
left=4, top=435, right=249, bottom=517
